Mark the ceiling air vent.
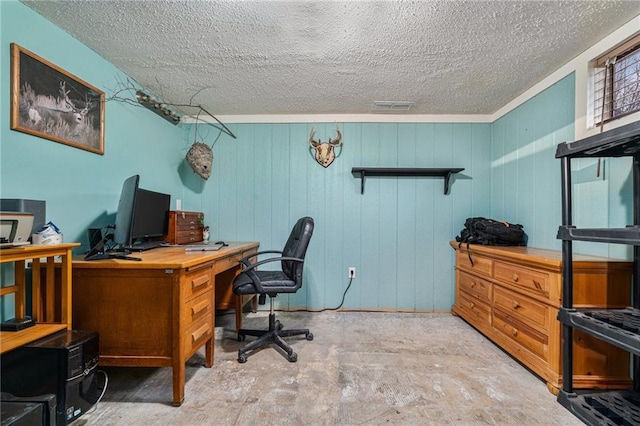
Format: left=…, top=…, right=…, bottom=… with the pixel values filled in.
left=372, top=101, right=415, bottom=112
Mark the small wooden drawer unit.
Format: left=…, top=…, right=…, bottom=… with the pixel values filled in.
left=451, top=242, right=632, bottom=393
left=165, top=211, right=204, bottom=245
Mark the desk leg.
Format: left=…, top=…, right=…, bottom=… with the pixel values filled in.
left=172, top=362, right=185, bottom=407
left=205, top=337, right=213, bottom=368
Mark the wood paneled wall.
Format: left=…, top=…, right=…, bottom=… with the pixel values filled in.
left=202, top=123, right=491, bottom=311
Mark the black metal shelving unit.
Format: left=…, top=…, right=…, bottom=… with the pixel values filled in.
left=556, top=120, right=640, bottom=425
left=351, top=167, right=464, bottom=195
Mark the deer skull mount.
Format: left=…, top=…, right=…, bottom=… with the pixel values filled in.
left=309, top=124, right=343, bottom=168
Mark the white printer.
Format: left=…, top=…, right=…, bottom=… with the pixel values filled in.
left=0, top=212, right=33, bottom=248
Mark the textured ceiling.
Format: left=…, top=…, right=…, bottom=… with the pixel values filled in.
left=22, top=0, right=640, bottom=118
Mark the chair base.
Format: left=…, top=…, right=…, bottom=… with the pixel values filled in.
left=237, top=312, right=313, bottom=363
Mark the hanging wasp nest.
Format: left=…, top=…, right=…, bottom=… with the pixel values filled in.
left=186, top=141, right=213, bottom=180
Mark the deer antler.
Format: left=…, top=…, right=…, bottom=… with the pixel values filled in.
left=309, top=124, right=320, bottom=148
left=60, top=81, right=91, bottom=117
left=60, top=81, right=77, bottom=111
left=329, top=123, right=342, bottom=147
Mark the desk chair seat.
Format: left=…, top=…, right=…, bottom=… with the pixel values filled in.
left=232, top=217, right=314, bottom=363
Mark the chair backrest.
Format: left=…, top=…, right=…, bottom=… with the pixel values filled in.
left=282, top=217, right=314, bottom=284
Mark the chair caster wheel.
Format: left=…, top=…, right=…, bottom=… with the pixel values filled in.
left=238, top=353, right=247, bottom=363
left=237, top=334, right=246, bottom=342
left=287, top=352, right=298, bottom=362
left=306, top=332, right=314, bottom=341
left=276, top=321, right=283, bottom=330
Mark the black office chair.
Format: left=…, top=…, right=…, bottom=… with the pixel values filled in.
left=232, top=217, right=314, bottom=363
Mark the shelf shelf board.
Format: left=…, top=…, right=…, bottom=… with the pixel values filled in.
left=558, top=307, right=640, bottom=356
left=558, top=389, right=640, bottom=426
left=351, top=167, right=464, bottom=195
left=556, top=225, right=640, bottom=245
left=555, top=120, right=640, bottom=159
left=0, top=324, right=68, bottom=354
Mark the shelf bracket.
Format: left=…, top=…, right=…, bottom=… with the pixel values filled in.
left=444, top=171, right=453, bottom=195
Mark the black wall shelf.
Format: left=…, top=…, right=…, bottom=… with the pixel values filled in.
left=351, top=167, right=464, bottom=195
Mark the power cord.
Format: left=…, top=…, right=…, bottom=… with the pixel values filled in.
left=84, top=369, right=109, bottom=415
left=301, top=277, right=354, bottom=312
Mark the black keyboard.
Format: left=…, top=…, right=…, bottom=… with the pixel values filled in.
left=125, top=240, right=167, bottom=251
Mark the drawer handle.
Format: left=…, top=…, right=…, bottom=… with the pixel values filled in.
left=512, top=274, right=519, bottom=282
left=192, top=300, right=210, bottom=317
left=470, top=281, right=477, bottom=288
left=533, top=280, right=542, bottom=290
left=511, top=328, right=518, bottom=337
left=191, top=275, right=210, bottom=290
left=512, top=301, right=520, bottom=309
left=192, top=323, right=210, bottom=343
left=469, top=301, right=475, bottom=309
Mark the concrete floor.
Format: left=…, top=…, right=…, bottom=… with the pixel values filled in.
left=76, top=312, right=582, bottom=425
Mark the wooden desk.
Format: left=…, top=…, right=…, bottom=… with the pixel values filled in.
left=0, top=243, right=79, bottom=354
left=70, top=242, right=259, bottom=406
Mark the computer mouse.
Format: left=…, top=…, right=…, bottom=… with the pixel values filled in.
left=215, top=241, right=228, bottom=246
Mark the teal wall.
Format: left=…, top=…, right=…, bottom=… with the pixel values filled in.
left=1, top=1, right=200, bottom=245
left=1, top=1, right=633, bottom=315
left=490, top=73, right=634, bottom=260
left=206, top=122, right=491, bottom=310
left=490, top=75, right=575, bottom=251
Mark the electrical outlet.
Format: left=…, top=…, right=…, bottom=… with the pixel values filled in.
left=348, top=267, right=356, bottom=279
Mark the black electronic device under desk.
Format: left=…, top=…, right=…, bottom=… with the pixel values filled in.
left=0, top=330, right=100, bottom=425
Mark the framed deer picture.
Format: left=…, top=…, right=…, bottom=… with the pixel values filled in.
left=10, top=43, right=105, bottom=155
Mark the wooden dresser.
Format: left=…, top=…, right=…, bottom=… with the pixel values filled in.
left=165, top=210, right=204, bottom=244
left=450, top=242, right=632, bottom=393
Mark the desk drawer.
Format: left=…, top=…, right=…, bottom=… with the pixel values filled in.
left=494, top=261, right=549, bottom=296
left=458, top=271, right=491, bottom=304
left=183, top=291, right=212, bottom=330
left=184, top=317, right=212, bottom=357
left=456, top=250, right=492, bottom=277
left=184, top=266, right=213, bottom=300
left=212, top=253, right=243, bottom=275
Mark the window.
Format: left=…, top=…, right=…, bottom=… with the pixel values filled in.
left=593, top=35, right=640, bottom=125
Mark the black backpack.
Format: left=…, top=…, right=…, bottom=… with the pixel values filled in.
left=456, top=217, right=528, bottom=247
left=456, top=217, right=527, bottom=264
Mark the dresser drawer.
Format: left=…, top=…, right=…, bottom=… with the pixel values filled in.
left=183, top=291, right=212, bottom=330
left=175, top=229, right=204, bottom=245
left=184, top=317, right=213, bottom=357
left=493, top=308, right=548, bottom=359
left=494, top=261, right=549, bottom=295
left=184, top=265, right=213, bottom=300
left=457, top=290, right=491, bottom=327
left=456, top=250, right=492, bottom=277
left=494, top=286, right=548, bottom=330
left=459, top=271, right=491, bottom=304
left=175, top=211, right=204, bottom=228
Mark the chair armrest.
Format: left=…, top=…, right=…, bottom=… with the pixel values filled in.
left=238, top=250, right=283, bottom=266
left=240, top=256, right=303, bottom=273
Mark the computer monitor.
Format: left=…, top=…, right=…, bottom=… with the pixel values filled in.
left=112, top=174, right=140, bottom=247
left=130, top=188, right=171, bottom=243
